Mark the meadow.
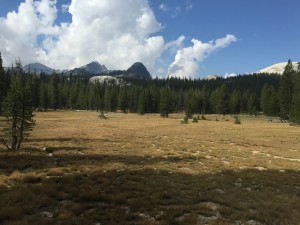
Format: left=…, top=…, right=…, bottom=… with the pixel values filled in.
left=0, top=111, right=299, bottom=225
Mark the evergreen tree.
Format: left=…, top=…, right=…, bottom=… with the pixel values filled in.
left=39, top=82, right=49, bottom=109
left=260, top=84, right=279, bottom=116
left=201, top=86, right=209, bottom=114
left=0, top=52, right=5, bottom=114
left=49, top=73, right=59, bottom=110
left=279, top=60, right=295, bottom=119
left=137, top=90, right=146, bottom=115
left=290, top=63, right=300, bottom=123
left=118, top=87, right=128, bottom=113
left=159, top=88, right=172, bottom=118
left=229, top=90, right=241, bottom=114
left=184, top=90, right=197, bottom=118
left=1, top=68, right=35, bottom=150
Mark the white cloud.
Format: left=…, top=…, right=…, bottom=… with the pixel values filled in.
left=0, top=0, right=165, bottom=74
left=0, top=0, right=237, bottom=78
left=159, top=3, right=168, bottom=12
left=159, top=2, right=193, bottom=18
left=167, top=35, right=237, bottom=78
left=0, top=0, right=58, bottom=66
left=61, top=4, right=69, bottom=13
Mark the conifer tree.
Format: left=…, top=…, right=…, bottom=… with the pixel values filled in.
left=260, top=84, right=279, bottom=116
left=279, top=60, right=295, bottom=119
left=229, top=90, right=240, bottom=114
left=159, top=87, right=172, bottom=118
left=290, top=63, right=300, bottom=123
left=0, top=52, right=5, bottom=114
left=1, top=65, right=35, bottom=150
left=39, top=82, right=49, bottom=109
left=49, top=73, right=59, bottom=110
left=137, top=90, right=146, bottom=115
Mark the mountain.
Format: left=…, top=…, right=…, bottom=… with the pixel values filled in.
left=203, top=75, right=221, bottom=80
left=125, top=62, right=152, bottom=80
left=256, top=62, right=299, bottom=74
left=69, top=61, right=108, bottom=75
left=23, top=63, right=57, bottom=75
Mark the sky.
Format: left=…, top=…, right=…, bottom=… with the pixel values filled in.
left=0, top=0, right=299, bottom=79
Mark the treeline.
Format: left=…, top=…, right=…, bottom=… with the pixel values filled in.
left=0, top=54, right=299, bottom=123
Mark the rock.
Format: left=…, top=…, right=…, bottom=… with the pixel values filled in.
left=244, top=187, right=252, bottom=192
left=40, top=211, right=53, bottom=218
left=214, top=188, right=225, bottom=194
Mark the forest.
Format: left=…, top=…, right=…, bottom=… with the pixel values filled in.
left=0, top=52, right=299, bottom=124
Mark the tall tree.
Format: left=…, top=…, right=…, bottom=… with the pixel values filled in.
left=260, top=84, right=279, bottom=116
left=290, top=63, right=300, bottom=123
left=49, top=73, right=59, bottom=110
left=1, top=68, right=35, bottom=150
left=0, top=52, right=5, bottom=114
left=159, top=87, right=172, bottom=118
left=137, top=90, right=146, bottom=115
left=279, top=60, right=295, bottom=119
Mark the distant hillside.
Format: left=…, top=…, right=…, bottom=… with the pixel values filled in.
left=256, top=62, right=299, bottom=74
left=69, top=61, right=108, bottom=75
left=10, top=60, right=152, bottom=80
left=125, top=62, right=152, bottom=80
left=23, top=63, right=57, bottom=75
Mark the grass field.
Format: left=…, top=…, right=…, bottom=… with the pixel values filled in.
left=0, top=111, right=300, bottom=225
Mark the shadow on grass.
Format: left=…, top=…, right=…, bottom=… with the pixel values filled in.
left=0, top=152, right=299, bottom=225
left=0, top=150, right=197, bottom=173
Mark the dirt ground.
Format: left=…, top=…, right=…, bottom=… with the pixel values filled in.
left=0, top=111, right=299, bottom=225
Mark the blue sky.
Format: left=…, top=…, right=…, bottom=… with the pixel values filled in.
left=0, top=0, right=299, bottom=78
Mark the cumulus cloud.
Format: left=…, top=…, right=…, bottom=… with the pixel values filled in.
left=167, top=35, right=237, bottom=78
left=0, top=0, right=236, bottom=78
left=0, top=0, right=58, bottom=66
left=0, top=0, right=165, bottom=73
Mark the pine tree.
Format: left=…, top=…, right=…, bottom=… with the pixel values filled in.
left=0, top=52, right=5, bottom=114
left=118, top=87, right=128, bottom=113
left=39, top=82, right=49, bottom=109
left=1, top=67, right=35, bottom=150
left=229, top=90, right=240, bottom=114
left=137, top=90, right=146, bottom=115
left=184, top=90, right=197, bottom=118
left=279, top=60, right=295, bottom=120
left=290, top=63, right=300, bottom=123
left=49, top=73, right=59, bottom=110
left=260, top=84, right=279, bottom=116
left=159, top=88, right=172, bottom=118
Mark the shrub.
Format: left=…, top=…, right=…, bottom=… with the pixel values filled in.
left=201, top=114, right=206, bottom=120
left=234, top=116, right=241, bottom=124
left=192, top=117, right=198, bottom=123
left=181, top=116, right=189, bottom=124
left=99, top=111, right=107, bottom=119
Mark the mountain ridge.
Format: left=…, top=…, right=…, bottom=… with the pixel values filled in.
left=20, top=61, right=152, bottom=80
left=256, top=62, right=299, bottom=74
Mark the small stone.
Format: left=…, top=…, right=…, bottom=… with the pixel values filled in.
left=214, top=188, right=225, bottom=194
left=40, top=211, right=53, bottom=218
left=245, top=187, right=252, bottom=192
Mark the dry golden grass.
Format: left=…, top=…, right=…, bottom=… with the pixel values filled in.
left=0, top=111, right=300, bottom=225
